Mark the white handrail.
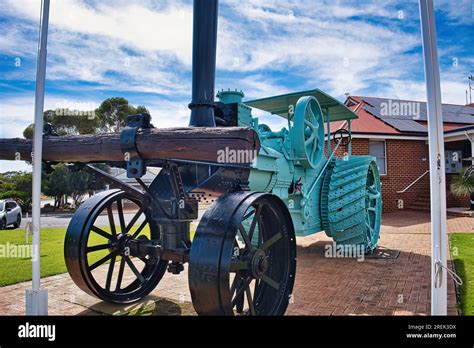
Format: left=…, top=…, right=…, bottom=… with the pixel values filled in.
left=396, top=170, right=430, bottom=193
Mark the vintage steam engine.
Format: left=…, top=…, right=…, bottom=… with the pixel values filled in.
left=0, top=0, right=382, bottom=315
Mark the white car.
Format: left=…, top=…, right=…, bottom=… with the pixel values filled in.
left=0, top=199, right=22, bottom=229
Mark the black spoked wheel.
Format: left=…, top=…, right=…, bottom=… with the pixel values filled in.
left=64, top=189, right=168, bottom=304
left=189, top=191, right=296, bottom=315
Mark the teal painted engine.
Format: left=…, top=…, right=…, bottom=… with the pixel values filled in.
left=216, top=89, right=382, bottom=253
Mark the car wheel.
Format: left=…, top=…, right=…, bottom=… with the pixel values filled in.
left=13, top=214, right=21, bottom=229
left=0, top=218, right=6, bottom=230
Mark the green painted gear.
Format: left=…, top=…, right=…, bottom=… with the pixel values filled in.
left=320, top=156, right=382, bottom=253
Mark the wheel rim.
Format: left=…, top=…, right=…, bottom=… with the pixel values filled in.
left=189, top=192, right=296, bottom=315
left=65, top=190, right=167, bottom=303
left=365, top=162, right=382, bottom=250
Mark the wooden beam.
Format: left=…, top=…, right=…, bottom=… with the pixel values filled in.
left=0, top=127, right=260, bottom=164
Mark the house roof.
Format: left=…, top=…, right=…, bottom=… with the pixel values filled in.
left=339, top=96, right=474, bottom=136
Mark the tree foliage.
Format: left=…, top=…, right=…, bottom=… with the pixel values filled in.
left=0, top=171, right=33, bottom=211
left=22, top=97, right=150, bottom=138
left=95, top=97, right=149, bottom=132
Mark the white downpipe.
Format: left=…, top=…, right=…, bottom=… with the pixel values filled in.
left=419, top=0, right=448, bottom=315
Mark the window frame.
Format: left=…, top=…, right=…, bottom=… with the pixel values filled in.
left=369, top=139, right=387, bottom=176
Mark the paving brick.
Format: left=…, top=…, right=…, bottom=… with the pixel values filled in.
left=0, top=211, right=470, bottom=315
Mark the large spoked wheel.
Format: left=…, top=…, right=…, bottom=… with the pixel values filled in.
left=189, top=191, right=296, bottom=315
left=291, top=96, right=325, bottom=168
left=365, top=161, right=382, bottom=251
left=65, top=189, right=168, bottom=304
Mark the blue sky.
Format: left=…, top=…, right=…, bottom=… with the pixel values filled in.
left=0, top=0, right=473, bottom=172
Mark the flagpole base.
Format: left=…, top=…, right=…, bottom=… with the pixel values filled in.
left=26, top=289, right=48, bottom=315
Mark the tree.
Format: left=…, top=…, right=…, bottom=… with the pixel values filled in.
left=0, top=171, right=33, bottom=211
left=41, top=164, right=110, bottom=210
left=95, top=97, right=150, bottom=132
left=23, top=98, right=151, bottom=137
left=19, top=97, right=146, bottom=208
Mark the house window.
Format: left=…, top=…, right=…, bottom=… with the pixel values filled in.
left=369, top=140, right=387, bottom=175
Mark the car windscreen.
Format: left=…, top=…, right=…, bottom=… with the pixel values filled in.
left=0, top=203, right=3, bottom=211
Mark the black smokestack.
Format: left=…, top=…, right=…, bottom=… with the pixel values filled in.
left=188, top=0, right=218, bottom=127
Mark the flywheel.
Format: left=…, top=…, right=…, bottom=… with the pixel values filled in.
left=321, top=156, right=382, bottom=253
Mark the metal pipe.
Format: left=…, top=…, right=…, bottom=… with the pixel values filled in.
left=188, top=0, right=219, bottom=127
left=27, top=0, right=50, bottom=316
left=419, top=0, right=448, bottom=315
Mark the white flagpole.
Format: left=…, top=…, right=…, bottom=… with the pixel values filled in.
left=26, top=0, right=50, bottom=316
left=418, top=0, right=448, bottom=315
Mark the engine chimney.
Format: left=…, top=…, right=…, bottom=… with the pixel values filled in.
left=188, top=0, right=219, bottom=127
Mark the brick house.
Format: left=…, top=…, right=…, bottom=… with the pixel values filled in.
left=328, top=96, right=474, bottom=213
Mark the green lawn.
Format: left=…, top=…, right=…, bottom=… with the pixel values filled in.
left=450, top=233, right=474, bottom=316
left=0, top=225, right=153, bottom=287
left=0, top=227, right=69, bottom=286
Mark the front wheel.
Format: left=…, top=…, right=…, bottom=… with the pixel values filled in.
left=189, top=191, right=297, bottom=315
left=64, top=189, right=168, bottom=304
left=0, top=218, right=5, bottom=230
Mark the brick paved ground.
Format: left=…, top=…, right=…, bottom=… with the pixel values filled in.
left=0, top=211, right=471, bottom=316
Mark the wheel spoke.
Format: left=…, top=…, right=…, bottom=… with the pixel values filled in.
left=230, top=274, right=240, bottom=297
left=245, top=287, right=256, bottom=315
left=368, top=192, right=380, bottom=200
left=116, top=199, right=126, bottom=233
left=261, top=232, right=282, bottom=251
left=125, top=206, right=144, bottom=233
left=131, top=219, right=147, bottom=239
left=305, top=132, right=316, bottom=146
left=261, top=274, right=280, bottom=290
left=248, top=204, right=262, bottom=242
left=125, top=257, right=145, bottom=283
left=231, top=277, right=252, bottom=307
left=89, top=251, right=115, bottom=271
left=242, top=209, right=255, bottom=222
left=115, top=257, right=126, bottom=291
left=86, top=243, right=111, bottom=253
left=107, top=206, right=116, bottom=236
left=91, top=226, right=113, bottom=240
left=105, top=253, right=116, bottom=291
left=230, top=261, right=248, bottom=272
left=238, top=225, right=252, bottom=248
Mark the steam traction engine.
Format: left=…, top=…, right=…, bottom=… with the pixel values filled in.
left=0, top=0, right=382, bottom=315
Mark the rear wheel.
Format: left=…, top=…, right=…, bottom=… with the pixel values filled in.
left=321, top=157, right=382, bottom=253
left=0, top=218, right=5, bottom=230
left=189, top=191, right=297, bottom=315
